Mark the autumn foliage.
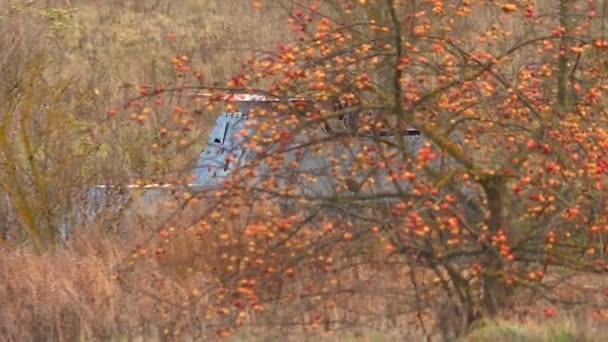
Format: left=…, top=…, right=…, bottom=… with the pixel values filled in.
left=117, top=0, right=608, bottom=339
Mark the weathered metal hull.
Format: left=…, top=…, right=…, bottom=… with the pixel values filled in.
left=192, top=110, right=430, bottom=198
left=64, top=97, right=449, bottom=239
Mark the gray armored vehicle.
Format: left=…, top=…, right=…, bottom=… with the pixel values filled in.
left=191, top=94, right=428, bottom=198
left=63, top=94, right=436, bottom=239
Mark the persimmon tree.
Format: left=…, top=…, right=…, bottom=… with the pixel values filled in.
left=123, top=0, right=608, bottom=339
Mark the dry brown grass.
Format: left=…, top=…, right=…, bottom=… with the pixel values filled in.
left=0, top=0, right=291, bottom=248
left=3, top=195, right=608, bottom=341
left=0, top=207, right=213, bottom=341
left=0, top=218, right=419, bottom=341
left=0, top=235, right=129, bottom=340
left=0, top=0, right=290, bottom=188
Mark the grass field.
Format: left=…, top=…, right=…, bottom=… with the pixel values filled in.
left=0, top=0, right=288, bottom=184
left=3, top=229, right=608, bottom=341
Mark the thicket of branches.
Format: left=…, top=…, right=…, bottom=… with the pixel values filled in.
left=123, top=0, right=608, bottom=339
